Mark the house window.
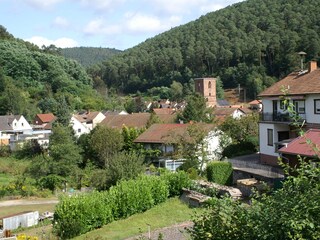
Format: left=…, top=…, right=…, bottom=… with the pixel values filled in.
left=78, top=128, right=81, bottom=133
left=208, top=81, right=212, bottom=89
left=21, top=123, right=24, bottom=126
left=314, top=99, right=320, bottom=114
left=267, top=129, right=273, bottom=146
left=280, top=100, right=288, bottom=110
left=293, top=100, right=305, bottom=113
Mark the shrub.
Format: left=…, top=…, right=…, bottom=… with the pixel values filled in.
left=222, top=140, right=257, bottom=158
left=206, top=161, right=233, bottom=185
left=160, top=171, right=191, bottom=197
left=54, top=173, right=173, bottom=239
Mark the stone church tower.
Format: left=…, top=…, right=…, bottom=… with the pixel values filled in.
left=194, top=78, right=217, bottom=107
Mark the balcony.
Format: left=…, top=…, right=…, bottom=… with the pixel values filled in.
left=261, top=112, right=306, bottom=123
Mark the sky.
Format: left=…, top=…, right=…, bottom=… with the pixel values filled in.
left=0, top=0, right=243, bottom=50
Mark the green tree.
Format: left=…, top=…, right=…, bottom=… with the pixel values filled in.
left=88, top=125, right=124, bottom=168
left=178, top=93, right=213, bottom=123
left=170, top=81, right=183, bottom=102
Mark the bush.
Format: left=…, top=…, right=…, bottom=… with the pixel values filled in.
left=190, top=160, right=320, bottom=240
left=0, top=145, right=11, bottom=157
left=54, top=173, right=173, bottom=239
left=206, top=161, right=233, bottom=185
left=222, top=140, right=257, bottom=158
left=160, top=171, right=191, bottom=197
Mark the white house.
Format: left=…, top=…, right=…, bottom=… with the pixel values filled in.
left=70, top=115, right=91, bottom=138
left=258, top=60, right=320, bottom=166
left=133, top=123, right=229, bottom=171
left=0, top=115, right=51, bottom=150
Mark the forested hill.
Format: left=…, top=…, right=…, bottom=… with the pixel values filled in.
left=61, top=47, right=122, bottom=67
left=93, top=0, right=320, bottom=98
left=0, top=25, right=107, bottom=120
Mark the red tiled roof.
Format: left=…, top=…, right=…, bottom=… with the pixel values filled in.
left=134, top=123, right=214, bottom=143
left=36, top=113, right=56, bottom=123
left=278, top=129, right=320, bottom=157
left=85, top=111, right=100, bottom=121
left=258, top=69, right=320, bottom=97
left=100, top=113, right=151, bottom=129
left=153, top=108, right=176, bottom=115
left=249, top=100, right=261, bottom=105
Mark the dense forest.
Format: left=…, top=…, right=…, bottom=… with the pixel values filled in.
left=0, top=26, right=107, bottom=120
left=61, top=47, right=122, bottom=67
left=88, top=0, right=320, bottom=99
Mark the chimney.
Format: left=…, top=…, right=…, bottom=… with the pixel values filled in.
left=309, top=61, right=318, bottom=73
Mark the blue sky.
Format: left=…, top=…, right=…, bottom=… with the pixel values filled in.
left=0, top=0, right=243, bottom=50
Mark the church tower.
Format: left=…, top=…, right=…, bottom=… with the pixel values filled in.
left=194, top=78, right=217, bottom=107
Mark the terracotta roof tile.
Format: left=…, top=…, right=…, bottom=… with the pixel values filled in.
left=134, top=123, right=214, bottom=143
left=259, top=68, right=320, bottom=97
left=278, top=129, right=320, bottom=157
left=36, top=113, right=56, bottom=123
left=100, top=113, right=150, bottom=129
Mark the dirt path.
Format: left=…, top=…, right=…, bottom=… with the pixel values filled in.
left=0, top=199, right=59, bottom=207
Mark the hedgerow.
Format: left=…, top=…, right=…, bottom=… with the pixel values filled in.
left=53, top=172, right=189, bottom=239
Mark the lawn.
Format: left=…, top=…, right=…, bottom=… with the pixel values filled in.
left=0, top=202, right=57, bottom=217
left=74, top=197, right=200, bottom=240
left=14, top=197, right=200, bottom=240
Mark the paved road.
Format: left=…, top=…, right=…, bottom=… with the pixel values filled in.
left=0, top=199, right=59, bottom=207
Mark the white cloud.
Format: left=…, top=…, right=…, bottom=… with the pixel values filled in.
left=25, top=36, right=78, bottom=48
left=150, top=0, right=207, bottom=14
left=199, top=3, right=225, bottom=14
left=83, top=19, right=121, bottom=35
left=124, top=13, right=162, bottom=33
left=24, top=0, right=63, bottom=9
left=53, top=16, right=70, bottom=28
left=80, top=0, right=125, bottom=12
left=124, top=12, right=182, bottom=33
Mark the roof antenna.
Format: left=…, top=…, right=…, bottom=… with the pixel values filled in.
left=298, top=51, right=307, bottom=70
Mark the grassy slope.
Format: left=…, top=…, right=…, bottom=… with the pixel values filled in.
left=74, top=197, right=200, bottom=240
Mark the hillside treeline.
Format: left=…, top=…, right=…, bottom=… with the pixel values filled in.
left=0, top=26, right=106, bottom=120
left=90, top=0, right=320, bottom=98
left=61, top=47, right=122, bottom=67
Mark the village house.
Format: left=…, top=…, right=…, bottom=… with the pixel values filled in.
left=278, top=129, right=320, bottom=167
left=213, top=106, right=252, bottom=124
left=70, top=111, right=105, bottom=137
left=0, top=115, right=51, bottom=150
left=33, top=113, right=56, bottom=130
left=133, top=123, right=226, bottom=171
left=258, top=60, right=320, bottom=166
left=100, top=111, right=177, bottom=130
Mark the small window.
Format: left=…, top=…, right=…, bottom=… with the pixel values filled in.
left=78, top=128, right=81, bottom=133
left=314, top=99, right=320, bottom=114
left=22, top=123, right=24, bottom=126
left=209, top=93, right=211, bottom=96
left=208, top=81, right=212, bottom=89
left=267, top=129, right=273, bottom=146
left=293, top=100, right=305, bottom=114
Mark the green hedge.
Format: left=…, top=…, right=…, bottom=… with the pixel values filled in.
left=53, top=172, right=189, bottom=239
left=206, top=161, right=233, bottom=185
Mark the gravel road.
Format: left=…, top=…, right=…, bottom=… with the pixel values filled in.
left=125, top=221, right=193, bottom=240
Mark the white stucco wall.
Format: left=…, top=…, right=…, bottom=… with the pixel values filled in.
left=92, top=112, right=106, bottom=129
left=12, top=116, right=32, bottom=131
left=70, top=116, right=90, bottom=138
left=259, top=123, right=289, bottom=157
